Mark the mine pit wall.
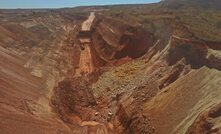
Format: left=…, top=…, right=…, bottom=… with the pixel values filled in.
left=90, top=23, right=221, bottom=133
left=166, top=37, right=221, bottom=71
left=90, top=15, right=157, bottom=66
left=51, top=14, right=160, bottom=133
left=114, top=28, right=155, bottom=59
left=186, top=103, right=221, bottom=134
left=0, top=17, right=99, bottom=134
left=51, top=12, right=221, bottom=134
left=50, top=13, right=103, bottom=130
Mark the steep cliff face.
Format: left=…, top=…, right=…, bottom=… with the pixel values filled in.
left=91, top=16, right=156, bottom=65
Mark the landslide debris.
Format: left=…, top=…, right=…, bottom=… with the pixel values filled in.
left=1, top=1, right=221, bottom=134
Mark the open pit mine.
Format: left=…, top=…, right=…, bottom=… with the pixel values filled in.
left=0, top=0, right=221, bottom=134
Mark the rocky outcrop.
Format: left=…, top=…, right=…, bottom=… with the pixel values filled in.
left=187, top=103, right=221, bottom=134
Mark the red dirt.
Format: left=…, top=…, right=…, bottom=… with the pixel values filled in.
left=1, top=5, right=221, bottom=134
left=0, top=46, right=77, bottom=134
left=76, top=12, right=95, bottom=75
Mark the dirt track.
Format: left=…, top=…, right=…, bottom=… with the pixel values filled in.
left=76, top=12, right=95, bottom=75
left=78, top=43, right=94, bottom=74
left=82, top=12, right=95, bottom=31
